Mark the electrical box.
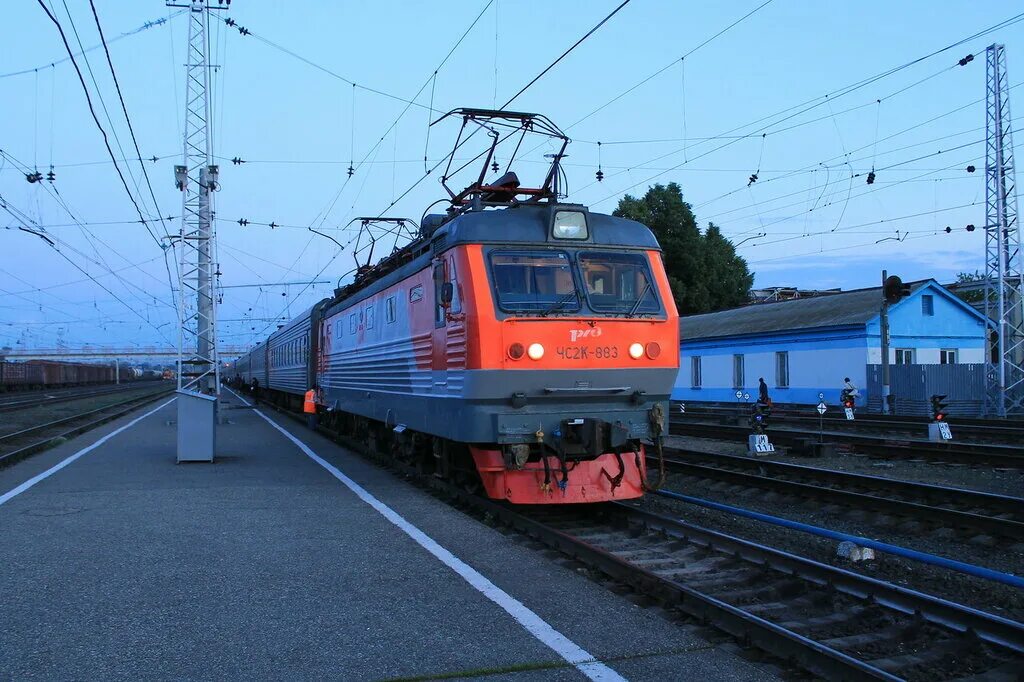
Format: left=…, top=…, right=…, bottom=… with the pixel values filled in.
left=176, top=389, right=217, bottom=463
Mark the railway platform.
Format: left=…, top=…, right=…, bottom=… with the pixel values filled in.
left=0, top=390, right=772, bottom=681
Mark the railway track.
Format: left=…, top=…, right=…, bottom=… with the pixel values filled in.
left=251, top=397, right=1024, bottom=680
left=655, top=449, right=1024, bottom=540
left=486, top=498, right=1024, bottom=680
left=0, top=387, right=174, bottom=467
left=673, top=404, right=1024, bottom=444
left=0, top=382, right=157, bottom=413
left=669, top=420, right=1024, bottom=469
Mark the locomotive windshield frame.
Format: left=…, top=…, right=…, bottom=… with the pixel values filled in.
left=484, top=245, right=664, bottom=318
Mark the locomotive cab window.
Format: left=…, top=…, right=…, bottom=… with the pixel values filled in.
left=578, top=251, right=659, bottom=315
left=489, top=250, right=580, bottom=314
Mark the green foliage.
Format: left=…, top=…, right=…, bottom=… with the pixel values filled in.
left=613, top=182, right=754, bottom=314
left=954, top=270, right=984, bottom=303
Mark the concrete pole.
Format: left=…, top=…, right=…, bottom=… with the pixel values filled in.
left=115, top=357, right=119, bottom=385
left=880, top=269, right=891, bottom=415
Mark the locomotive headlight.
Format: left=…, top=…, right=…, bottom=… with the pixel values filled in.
left=527, top=343, right=545, bottom=360
left=628, top=342, right=644, bottom=359
left=508, top=343, right=525, bottom=360
left=645, top=342, right=661, bottom=359
left=552, top=211, right=588, bottom=239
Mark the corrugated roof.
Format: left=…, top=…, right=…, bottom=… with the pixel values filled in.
left=680, top=281, right=929, bottom=340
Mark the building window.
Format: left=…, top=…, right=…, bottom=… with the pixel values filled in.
left=385, top=295, right=397, bottom=323
left=922, top=294, right=934, bottom=316
left=691, top=356, right=701, bottom=388
left=940, top=349, right=957, bottom=364
left=732, top=354, right=744, bottom=389
left=895, top=348, right=914, bottom=365
left=775, top=351, right=789, bottom=388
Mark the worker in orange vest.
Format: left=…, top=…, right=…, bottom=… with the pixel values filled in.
left=304, top=384, right=319, bottom=430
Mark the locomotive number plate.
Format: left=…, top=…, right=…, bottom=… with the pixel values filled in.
left=556, top=346, right=619, bottom=360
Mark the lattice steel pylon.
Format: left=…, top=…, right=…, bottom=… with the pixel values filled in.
left=984, top=44, right=1024, bottom=416
left=171, top=1, right=223, bottom=394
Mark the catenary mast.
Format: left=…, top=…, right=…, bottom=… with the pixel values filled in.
left=170, top=0, right=225, bottom=394
left=984, top=44, right=1024, bottom=416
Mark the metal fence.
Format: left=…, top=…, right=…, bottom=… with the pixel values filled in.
left=866, top=363, right=985, bottom=416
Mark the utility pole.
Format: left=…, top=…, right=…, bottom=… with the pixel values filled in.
left=984, top=44, right=1024, bottom=416
left=880, top=269, right=891, bottom=415
left=170, top=0, right=225, bottom=396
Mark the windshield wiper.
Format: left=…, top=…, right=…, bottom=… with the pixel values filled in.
left=539, top=291, right=579, bottom=317
left=626, top=278, right=652, bottom=318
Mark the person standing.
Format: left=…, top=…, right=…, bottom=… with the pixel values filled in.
left=758, top=377, right=770, bottom=405
left=304, top=384, right=319, bottom=430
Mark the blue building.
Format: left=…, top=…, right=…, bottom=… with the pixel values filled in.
left=673, top=280, right=989, bottom=407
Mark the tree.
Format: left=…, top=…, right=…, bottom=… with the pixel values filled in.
left=613, top=183, right=754, bottom=315
left=953, top=270, right=984, bottom=304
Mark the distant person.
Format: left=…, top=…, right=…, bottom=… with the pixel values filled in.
left=843, top=377, right=859, bottom=397
left=758, top=377, right=770, bottom=405
left=250, top=377, right=260, bottom=404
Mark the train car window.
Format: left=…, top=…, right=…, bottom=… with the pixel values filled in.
left=434, top=262, right=447, bottom=325
left=488, top=250, right=580, bottom=314
left=366, top=303, right=375, bottom=329
left=349, top=313, right=357, bottom=334
left=577, top=251, right=659, bottom=315
left=335, top=319, right=343, bottom=339
left=385, top=296, right=397, bottom=323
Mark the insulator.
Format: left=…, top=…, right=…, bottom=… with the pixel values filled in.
left=491, top=161, right=499, bottom=173
left=944, top=226, right=952, bottom=233
left=747, top=173, right=758, bottom=186
left=595, top=169, right=604, bottom=182
left=966, top=224, right=976, bottom=232
left=966, top=165, right=976, bottom=173
left=866, top=171, right=876, bottom=185
left=347, top=165, right=355, bottom=178
left=46, top=169, right=56, bottom=182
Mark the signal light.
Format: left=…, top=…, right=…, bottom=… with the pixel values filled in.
left=527, top=343, right=544, bottom=360
left=628, top=343, right=644, bottom=359
left=645, top=342, right=661, bottom=359
left=930, top=394, right=948, bottom=422
left=883, top=275, right=912, bottom=304
left=508, top=343, right=525, bottom=360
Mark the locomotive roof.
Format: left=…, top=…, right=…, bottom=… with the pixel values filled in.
left=429, top=203, right=660, bottom=251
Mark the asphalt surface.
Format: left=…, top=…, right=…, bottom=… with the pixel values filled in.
left=0, top=391, right=773, bottom=681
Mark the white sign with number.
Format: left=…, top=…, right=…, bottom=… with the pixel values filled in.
left=938, top=422, right=952, bottom=440
left=844, top=407, right=855, bottom=420
left=816, top=402, right=827, bottom=415
left=748, top=434, right=775, bottom=454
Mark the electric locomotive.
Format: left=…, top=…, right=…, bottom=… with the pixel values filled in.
left=233, top=109, right=679, bottom=504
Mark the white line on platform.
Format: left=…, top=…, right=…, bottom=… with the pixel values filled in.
left=0, top=398, right=176, bottom=508
left=225, top=387, right=626, bottom=682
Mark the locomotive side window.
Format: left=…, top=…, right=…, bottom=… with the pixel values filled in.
left=365, top=303, right=375, bottom=329
left=488, top=250, right=580, bottom=314
left=385, top=296, right=397, bottom=324
left=349, top=313, right=357, bottom=334
left=578, top=252, right=659, bottom=315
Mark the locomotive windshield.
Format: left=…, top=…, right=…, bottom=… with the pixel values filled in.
left=489, top=250, right=581, bottom=314
left=578, top=251, right=659, bottom=315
